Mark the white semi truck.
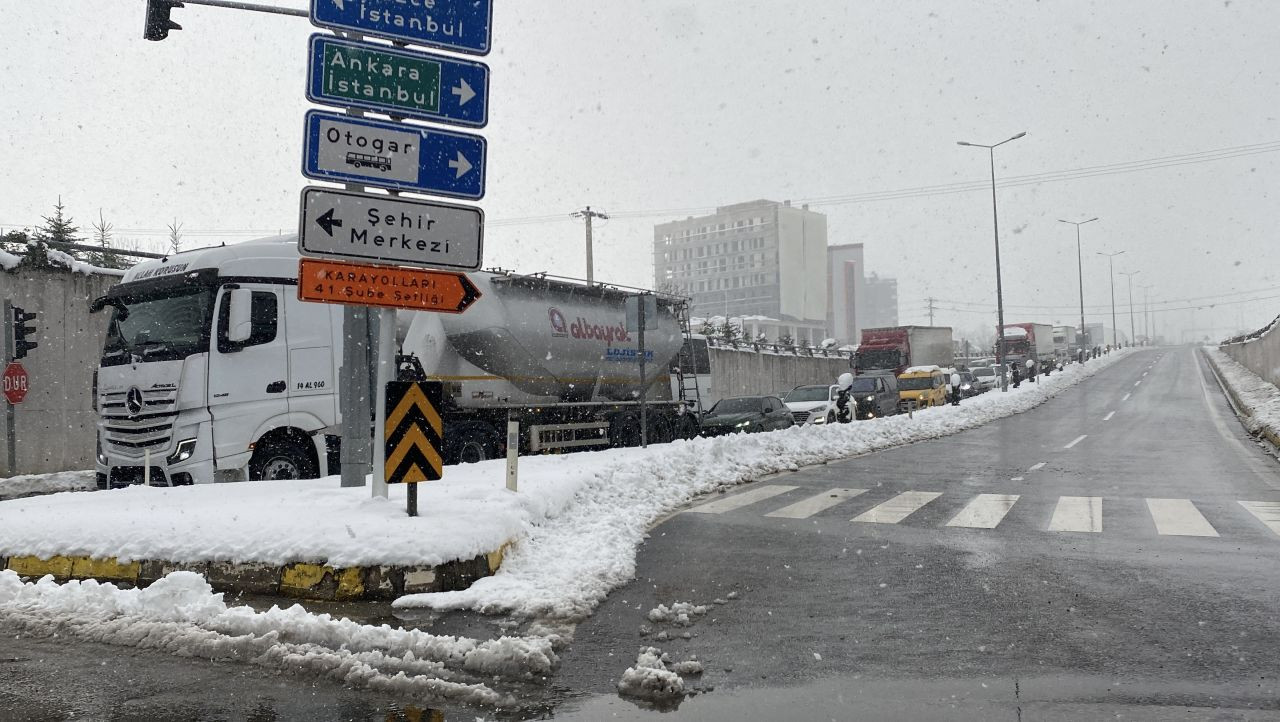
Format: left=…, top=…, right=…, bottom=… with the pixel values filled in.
left=91, top=236, right=705, bottom=488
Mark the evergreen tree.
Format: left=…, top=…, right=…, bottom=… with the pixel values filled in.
left=167, top=218, right=183, bottom=255
left=778, top=332, right=795, bottom=347
left=719, top=320, right=740, bottom=344
left=34, top=196, right=83, bottom=259
left=0, top=229, right=31, bottom=257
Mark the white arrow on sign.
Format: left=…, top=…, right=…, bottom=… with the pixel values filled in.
left=332, top=0, right=344, bottom=9
left=447, top=151, right=473, bottom=179
left=451, top=79, right=476, bottom=106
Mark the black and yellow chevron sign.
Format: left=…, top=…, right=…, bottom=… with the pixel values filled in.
left=384, top=381, right=444, bottom=484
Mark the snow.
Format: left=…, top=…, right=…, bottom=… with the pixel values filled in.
left=43, top=246, right=128, bottom=276
left=394, top=350, right=1132, bottom=619
left=1207, top=348, right=1280, bottom=438
left=646, top=601, right=707, bottom=627
left=0, top=569, right=554, bottom=708
left=0, top=249, right=20, bottom=270
left=616, top=647, right=686, bottom=702
left=0, top=470, right=95, bottom=501
left=903, top=365, right=942, bottom=374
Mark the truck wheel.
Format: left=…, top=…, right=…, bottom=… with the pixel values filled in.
left=249, top=438, right=318, bottom=480
left=451, top=425, right=498, bottom=464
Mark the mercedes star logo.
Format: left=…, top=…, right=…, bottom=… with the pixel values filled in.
left=125, top=387, right=145, bottom=417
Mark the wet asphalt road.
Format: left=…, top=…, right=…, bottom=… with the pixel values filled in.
left=5, top=347, right=1280, bottom=720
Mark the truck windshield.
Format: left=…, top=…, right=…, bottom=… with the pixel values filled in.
left=784, top=386, right=831, bottom=402
left=101, top=286, right=215, bottom=367
left=898, top=376, right=935, bottom=391
left=856, top=349, right=902, bottom=371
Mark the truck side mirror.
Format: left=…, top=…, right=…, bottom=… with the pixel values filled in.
left=226, top=288, right=254, bottom=343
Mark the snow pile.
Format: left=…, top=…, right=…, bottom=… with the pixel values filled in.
left=395, top=350, right=1134, bottom=619
left=0, top=470, right=96, bottom=501
left=647, top=601, right=707, bottom=627
left=0, top=249, right=20, bottom=271
left=617, top=647, right=687, bottom=703
left=0, top=569, right=554, bottom=707
left=1207, top=348, right=1280, bottom=438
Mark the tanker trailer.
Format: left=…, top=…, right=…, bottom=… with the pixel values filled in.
left=401, top=271, right=702, bottom=463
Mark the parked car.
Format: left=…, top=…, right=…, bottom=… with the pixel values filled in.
left=897, top=366, right=948, bottom=410
left=970, top=365, right=998, bottom=392
left=848, top=373, right=899, bottom=419
left=957, top=370, right=981, bottom=398
left=700, top=395, right=796, bottom=436
left=783, top=384, right=840, bottom=425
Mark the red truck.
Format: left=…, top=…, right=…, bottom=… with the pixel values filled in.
left=997, top=323, right=1056, bottom=378
left=854, top=326, right=954, bottom=376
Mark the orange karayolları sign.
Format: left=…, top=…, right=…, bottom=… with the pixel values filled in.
left=298, top=258, right=481, bottom=313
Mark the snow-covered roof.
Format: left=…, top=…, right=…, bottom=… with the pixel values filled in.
left=902, top=365, right=942, bottom=374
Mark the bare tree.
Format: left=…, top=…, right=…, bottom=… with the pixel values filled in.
left=90, top=209, right=127, bottom=269
left=167, top=218, right=183, bottom=255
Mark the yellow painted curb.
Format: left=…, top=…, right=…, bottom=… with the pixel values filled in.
left=8, top=555, right=74, bottom=578
left=70, top=557, right=140, bottom=582
left=486, top=541, right=513, bottom=574
left=335, top=568, right=364, bottom=601
left=280, top=562, right=328, bottom=591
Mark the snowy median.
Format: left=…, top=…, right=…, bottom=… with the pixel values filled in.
left=0, top=350, right=1132, bottom=616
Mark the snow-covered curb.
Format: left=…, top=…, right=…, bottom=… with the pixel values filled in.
left=394, top=349, right=1135, bottom=619
left=1205, top=348, right=1280, bottom=446
left=0, top=569, right=552, bottom=708
left=0, top=470, right=95, bottom=501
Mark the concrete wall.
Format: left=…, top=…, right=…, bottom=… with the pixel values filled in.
left=705, top=346, right=852, bottom=405
left=1221, top=318, right=1280, bottom=388
left=1, top=266, right=120, bottom=475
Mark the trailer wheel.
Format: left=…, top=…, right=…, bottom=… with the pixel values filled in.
left=450, top=424, right=499, bottom=464
left=249, top=437, right=318, bottom=480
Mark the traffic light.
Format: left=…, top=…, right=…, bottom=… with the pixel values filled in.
left=12, top=306, right=37, bottom=360
left=143, top=0, right=184, bottom=41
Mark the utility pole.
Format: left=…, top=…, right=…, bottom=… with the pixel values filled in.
left=1141, top=284, right=1154, bottom=344
left=571, top=206, right=609, bottom=285
left=1058, top=217, right=1097, bottom=353
left=1120, top=270, right=1140, bottom=345
left=926, top=297, right=937, bottom=326
left=1097, top=250, right=1125, bottom=347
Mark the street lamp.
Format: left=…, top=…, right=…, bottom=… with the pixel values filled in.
left=1120, top=270, right=1140, bottom=346
left=959, top=131, right=1027, bottom=391
left=1140, top=284, right=1155, bottom=344
left=1058, top=217, right=1098, bottom=357
left=1096, top=250, right=1125, bottom=348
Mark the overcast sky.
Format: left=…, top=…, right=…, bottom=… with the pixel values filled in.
left=3, top=0, right=1278, bottom=342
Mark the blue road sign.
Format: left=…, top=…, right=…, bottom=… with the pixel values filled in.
left=309, top=0, right=491, bottom=56
left=306, top=34, right=489, bottom=128
left=302, top=111, right=486, bottom=200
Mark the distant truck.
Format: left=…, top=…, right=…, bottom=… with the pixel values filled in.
left=1052, top=325, right=1078, bottom=359
left=998, top=323, right=1056, bottom=377
left=854, top=326, right=953, bottom=376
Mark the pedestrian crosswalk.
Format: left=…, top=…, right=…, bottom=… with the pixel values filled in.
left=685, top=484, right=1280, bottom=541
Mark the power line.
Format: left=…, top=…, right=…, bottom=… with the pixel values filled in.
left=6, top=139, right=1278, bottom=235
left=933, top=292, right=1280, bottom=316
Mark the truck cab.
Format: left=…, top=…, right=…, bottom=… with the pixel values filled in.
left=92, top=237, right=340, bottom=488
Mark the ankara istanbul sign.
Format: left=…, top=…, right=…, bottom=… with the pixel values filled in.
left=306, top=34, right=489, bottom=128
left=303, top=110, right=485, bottom=200
left=309, top=0, right=492, bottom=56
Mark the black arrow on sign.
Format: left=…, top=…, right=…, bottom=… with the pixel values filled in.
left=316, top=208, right=343, bottom=237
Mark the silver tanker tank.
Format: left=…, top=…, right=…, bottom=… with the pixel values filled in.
left=401, top=272, right=685, bottom=402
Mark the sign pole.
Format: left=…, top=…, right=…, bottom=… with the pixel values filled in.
left=407, top=482, right=417, bottom=517
left=372, top=307, right=394, bottom=498
left=2, top=299, right=14, bottom=476
left=339, top=306, right=370, bottom=487
left=638, top=296, right=647, bottom=448
left=505, top=410, right=519, bottom=491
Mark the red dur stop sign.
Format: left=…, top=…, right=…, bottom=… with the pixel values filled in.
left=3, top=362, right=29, bottom=404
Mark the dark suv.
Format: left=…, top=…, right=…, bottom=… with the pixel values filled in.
left=849, top=373, right=899, bottom=419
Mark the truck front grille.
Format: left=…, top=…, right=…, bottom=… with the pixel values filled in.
left=100, top=389, right=178, bottom=453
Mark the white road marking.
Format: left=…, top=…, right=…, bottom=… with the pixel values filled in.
left=1029, top=462, right=1046, bottom=471
left=852, top=491, right=942, bottom=524
left=1239, top=501, right=1280, bottom=536
left=1146, top=498, right=1219, bottom=537
left=1143, top=372, right=1149, bottom=377
left=766, top=488, right=865, bottom=519
left=688, top=485, right=798, bottom=514
left=1064, top=434, right=1088, bottom=449
left=1122, top=393, right=1131, bottom=402
left=1103, top=411, right=1116, bottom=421
left=946, top=494, right=1021, bottom=528
left=1048, top=496, right=1103, bottom=533
left=1011, top=476, right=1024, bottom=482
left=1134, top=380, right=1142, bottom=387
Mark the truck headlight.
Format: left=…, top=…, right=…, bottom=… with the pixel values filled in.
left=96, top=438, right=108, bottom=466
left=167, top=438, right=197, bottom=465
left=735, top=420, right=752, bottom=428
